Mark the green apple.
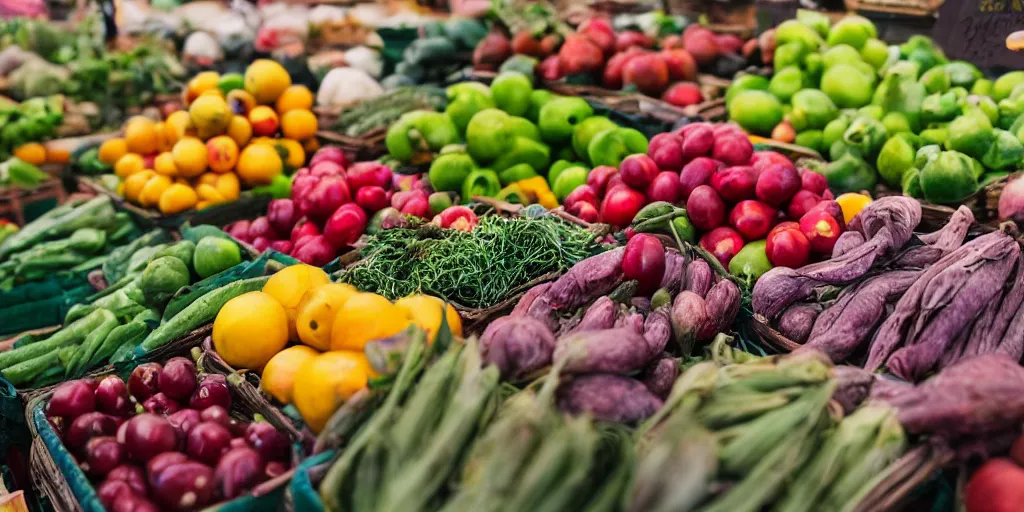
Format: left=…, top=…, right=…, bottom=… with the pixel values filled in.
left=552, top=166, right=589, bottom=202
left=571, top=116, right=617, bottom=163
left=491, top=72, right=534, bottom=117
left=539, top=97, right=594, bottom=144
left=491, top=137, right=551, bottom=173
left=587, top=128, right=649, bottom=167
left=527, top=90, right=554, bottom=123
left=466, top=108, right=513, bottom=162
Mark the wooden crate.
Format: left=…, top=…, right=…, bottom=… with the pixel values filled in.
left=0, top=179, right=67, bottom=226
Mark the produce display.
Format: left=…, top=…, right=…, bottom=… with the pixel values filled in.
left=379, top=17, right=487, bottom=89
left=726, top=12, right=1024, bottom=204
left=0, top=95, right=64, bottom=161
left=331, top=87, right=446, bottom=139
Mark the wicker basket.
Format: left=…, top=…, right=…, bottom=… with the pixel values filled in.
left=314, top=128, right=389, bottom=162
left=845, top=0, right=942, bottom=17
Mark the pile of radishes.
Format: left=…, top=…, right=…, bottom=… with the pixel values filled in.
left=45, top=358, right=291, bottom=512
left=562, top=122, right=844, bottom=269
left=226, top=146, right=428, bottom=267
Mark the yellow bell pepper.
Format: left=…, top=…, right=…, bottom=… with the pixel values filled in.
left=516, top=176, right=559, bottom=209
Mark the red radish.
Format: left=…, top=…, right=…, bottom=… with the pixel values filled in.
left=539, top=55, right=563, bottom=81
left=107, top=465, right=147, bottom=495
left=231, top=438, right=248, bottom=450
left=679, top=157, right=723, bottom=200
left=226, top=221, right=252, bottom=242
left=750, top=151, right=795, bottom=172
left=800, top=170, right=829, bottom=195
left=965, top=458, right=1024, bottom=512
left=167, top=409, right=202, bottom=438
left=661, top=49, right=698, bottom=81
left=662, top=82, right=704, bottom=107
left=270, top=240, right=293, bottom=254
left=291, top=235, right=336, bottom=266
left=215, top=448, right=266, bottom=499
left=615, top=30, right=653, bottom=51
left=309, top=146, right=348, bottom=168
left=602, top=49, right=642, bottom=89
left=679, top=124, right=715, bottom=160
left=323, top=203, right=368, bottom=249
left=578, top=18, right=615, bottom=55
left=711, top=166, right=758, bottom=202
left=392, top=190, right=430, bottom=217
left=683, top=29, right=720, bottom=65
left=305, top=177, right=351, bottom=223
left=787, top=190, right=823, bottom=220
left=569, top=201, right=600, bottom=223
left=623, top=53, right=671, bottom=96
left=142, top=393, right=180, bottom=416
left=152, top=462, right=216, bottom=511
left=265, top=461, right=287, bottom=479
left=766, top=223, right=811, bottom=268
left=266, top=199, right=298, bottom=237
left=648, top=132, right=685, bottom=171
left=251, top=237, right=272, bottom=252
left=48, top=380, right=95, bottom=420
left=800, top=209, right=843, bottom=255
left=808, top=200, right=847, bottom=231
left=355, top=186, right=389, bottom=213
left=559, top=35, right=605, bottom=75
left=187, top=422, right=233, bottom=465
left=433, top=206, right=479, bottom=232
left=345, top=162, right=392, bottom=191
left=600, top=186, right=646, bottom=227
left=290, top=218, right=320, bottom=244
left=146, top=452, right=188, bottom=487
left=247, top=216, right=276, bottom=241
left=66, top=412, right=118, bottom=451
left=700, top=227, right=745, bottom=266
left=245, top=422, right=289, bottom=462
left=623, top=234, right=666, bottom=295
left=586, top=166, right=619, bottom=196
left=756, top=164, right=801, bottom=207
left=606, top=174, right=626, bottom=194
left=620, top=154, right=660, bottom=189
left=822, top=189, right=835, bottom=200
left=112, top=494, right=159, bottom=512
left=565, top=185, right=599, bottom=210
left=290, top=175, right=318, bottom=209
left=158, top=357, right=197, bottom=401
left=309, top=160, right=344, bottom=177
left=97, top=480, right=134, bottom=509
left=661, top=35, right=684, bottom=49
left=123, top=414, right=177, bottom=462
left=85, top=437, right=124, bottom=477
left=647, top=172, right=682, bottom=203
left=190, top=374, right=232, bottom=411
left=712, top=135, right=754, bottom=167
left=686, top=185, right=726, bottom=230
left=95, top=377, right=132, bottom=417
left=200, top=405, right=232, bottom=428
left=729, top=200, right=777, bottom=240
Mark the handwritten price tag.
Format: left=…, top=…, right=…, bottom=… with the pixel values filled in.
left=934, top=0, right=1024, bottom=68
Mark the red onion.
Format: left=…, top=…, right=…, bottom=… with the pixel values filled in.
left=245, top=422, right=289, bottom=462
left=123, top=414, right=177, bottom=462
left=146, top=452, right=188, bottom=487
left=157, top=357, right=197, bottom=401
left=215, top=447, right=266, bottom=499
left=167, top=409, right=202, bottom=438
left=622, top=234, right=667, bottom=296
left=187, top=422, right=233, bottom=465
left=94, top=377, right=132, bottom=417
left=47, top=380, right=95, bottom=420
left=265, top=461, right=287, bottom=479
left=230, top=438, right=248, bottom=450
left=84, top=436, right=125, bottom=477
left=190, top=375, right=231, bottom=410
left=111, top=494, right=159, bottom=512
left=142, top=393, right=180, bottom=416
left=48, top=416, right=66, bottom=439
left=106, top=464, right=147, bottom=495
left=199, top=405, right=231, bottom=428
left=97, top=480, right=134, bottom=509
left=66, top=412, right=118, bottom=451
left=128, top=363, right=162, bottom=402
left=151, top=462, right=215, bottom=511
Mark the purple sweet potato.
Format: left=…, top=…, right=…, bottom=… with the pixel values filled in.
left=699, top=279, right=740, bottom=340
left=886, top=237, right=1019, bottom=381
left=556, top=374, right=664, bottom=423
left=831, top=366, right=876, bottom=414
left=512, top=282, right=553, bottom=317
left=554, top=327, right=655, bottom=375
left=544, top=247, right=626, bottom=311
left=659, top=250, right=688, bottom=294
left=831, top=231, right=865, bottom=258
left=643, top=307, right=672, bottom=356
left=972, top=254, right=1024, bottom=358
left=804, top=271, right=921, bottom=363
left=641, top=355, right=679, bottom=399
left=567, top=296, right=619, bottom=335
left=480, top=316, right=557, bottom=380
left=684, top=259, right=713, bottom=297
left=917, top=205, right=974, bottom=248
left=670, top=291, right=710, bottom=355
left=776, top=303, right=821, bottom=344
left=996, top=296, right=1024, bottom=360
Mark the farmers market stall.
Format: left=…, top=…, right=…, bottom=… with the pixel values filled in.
left=2, top=1, right=1024, bottom=512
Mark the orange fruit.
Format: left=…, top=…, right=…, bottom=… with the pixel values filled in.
left=226, top=116, right=252, bottom=147
left=164, top=111, right=193, bottom=145
left=171, top=137, right=209, bottom=178
left=213, top=291, right=289, bottom=370
left=277, top=139, right=305, bottom=169
left=330, top=293, right=411, bottom=352
left=158, top=183, right=199, bottom=214
left=124, top=118, right=159, bottom=154
left=153, top=152, right=178, bottom=177
left=189, top=95, right=232, bottom=140
left=227, top=90, right=257, bottom=116
left=395, top=295, right=463, bottom=343
left=303, top=138, right=320, bottom=154
left=261, top=345, right=319, bottom=404
left=114, top=153, right=146, bottom=178
left=292, top=351, right=376, bottom=433
left=262, top=264, right=331, bottom=341
left=275, top=85, right=314, bottom=114
left=244, top=59, right=292, bottom=105
left=215, top=172, right=241, bottom=201
left=248, top=106, right=279, bottom=137
left=280, top=109, right=318, bottom=140
left=236, top=144, right=283, bottom=186
left=185, top=71, right=221, bottom=105
left=13, top=143, right=46, bottom=165
left=98, top=138, right=129, bottom=165
left=139, top=174, right=173, bottom=208
left=206, top=136, right=239, bottom=173
left=123, top=170, right=156, bottom=203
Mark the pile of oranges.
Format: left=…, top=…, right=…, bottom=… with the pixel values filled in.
left=96, top=59, right=319, bottom=215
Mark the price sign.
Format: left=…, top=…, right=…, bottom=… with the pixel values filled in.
left=933, top=0, right=1024, bottom=69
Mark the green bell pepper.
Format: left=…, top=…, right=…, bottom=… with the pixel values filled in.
left=822, top=152, right=878, bottom=194
left=461, top=169, right=501, bottom=201
left=386, top=111, right=460, bottom=163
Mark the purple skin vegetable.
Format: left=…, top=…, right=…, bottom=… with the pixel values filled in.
left=893, top=206, right=973, bottom=268
left=544, top=247, right=625, bottom=312
left=831, top=231, right=865, bottom=258
left=553, top=327, right=655, bottom=375
left=886, top=236, right=1019, bottom=381
left=641, top=355, right=679, bottom=399
left=556, top=374, right=664, bottom=423
left=642, top=307, right=672, bottom=357
left=479, top=316, right=557, bottom=380
left=776, top=303, right=821, bottom=344
left=996, top=297, right=1024, bottom=360
left=659, top=250, right=688, bottom=294
left=670, top=291, right=710, bottom=356
left=566, top=296, right=619, bottom=335
left=973, top=254, right=1024, bottom=358
left=698, top=279, right=740, bottom=341
left=684, top=259, right=713, bottom=298
left=616, top=312, right=645, bottom=334
left=511, top=282, right=553, bottom=317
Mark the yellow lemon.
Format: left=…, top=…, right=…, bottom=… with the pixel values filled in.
left=153, top=152, right=178, bottom=177
left=236, top=144, right=283, bottom=186
left=196, top=183, right=226, bottom=203
left=277, top=139, right=305, bottom=169
left=213, top=291, right=289, bottom=370
left=395, top=295, right=463, bottom=343
left=123, top=170, right=156, bottom=203
left=164, top=110, right=193, bottom=145
left=189, top=95, right=232, bottom=140
left=114, top=153, right=145, bottom=179
left=330, top=293, right=411, bottom=352
left=216, top=172, right=241, bottom=201
left=226, top=116, right=252, bottom=147
left=835, top=192, right=873, bottom=224
left=244, top=59, right=292, bottom=105
left=98, top=138, right=129, bottom=166
left=275, top=85, right=314, bottom=114
left=157, top=183, right=199, bottom=215
left=195, top=172, right=219, bottom=187
left=185, top=71, right=221, bottom=105
left=139, top=174, right=172, bottom=208
left=292, top=351, right=376, bottom=433
left=280, top=109, right=318, bottom=141
left=124, top=118, right=159, bottom=155
left=295, top=283, right=359, bottom=351
left=262, top=264, right=331, bottom=340
left=171, top=137, right=209, bottom=178
left=261, top=345, right=319, bottom=404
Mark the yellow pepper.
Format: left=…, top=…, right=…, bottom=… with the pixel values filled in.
left=516, top=176, right=559, bottom=209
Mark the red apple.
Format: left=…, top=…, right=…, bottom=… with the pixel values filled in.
left=559, top=35, right=605, bottom=75
left=766, top=222, right=811, bottom=268
left=578, top=18, right=616, bottom=55
left=564, top=185, right=598, bottom=211
left=568, top=201, right=600, bottom=223
left=662, top=82, right=704, bottom=107
left=622, top=53, right=670, bottom=96
left=539, top=54, right=563, bottom=81
left=710, top=166, right=757, bottom=202
left=700, top=227, right=745, bottom=266
left=755, top=164, right=801, bottom=207
left=646, top=171, right=682, bottom=203
left=660, top=49, right=698, bottom=82
left=616, top=30, right=653, bottom=51
left=600, top=185, right=646, bottom=227
left=685, top=185, right=726, bottom=230
left=729, top=200, right=777, bottom=241
left=661, top=35, right=685, bottom=50
left=800, top=170, right=829, bottom=195
left=800, top=209, right=843, bottom=255
left=620, top=154, right=660, bottom=190
left=679, top=157, right=723, bottom=200
left=787, top=189, right=823, bottom=221
left=587, top=166, right=619, bottom=196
